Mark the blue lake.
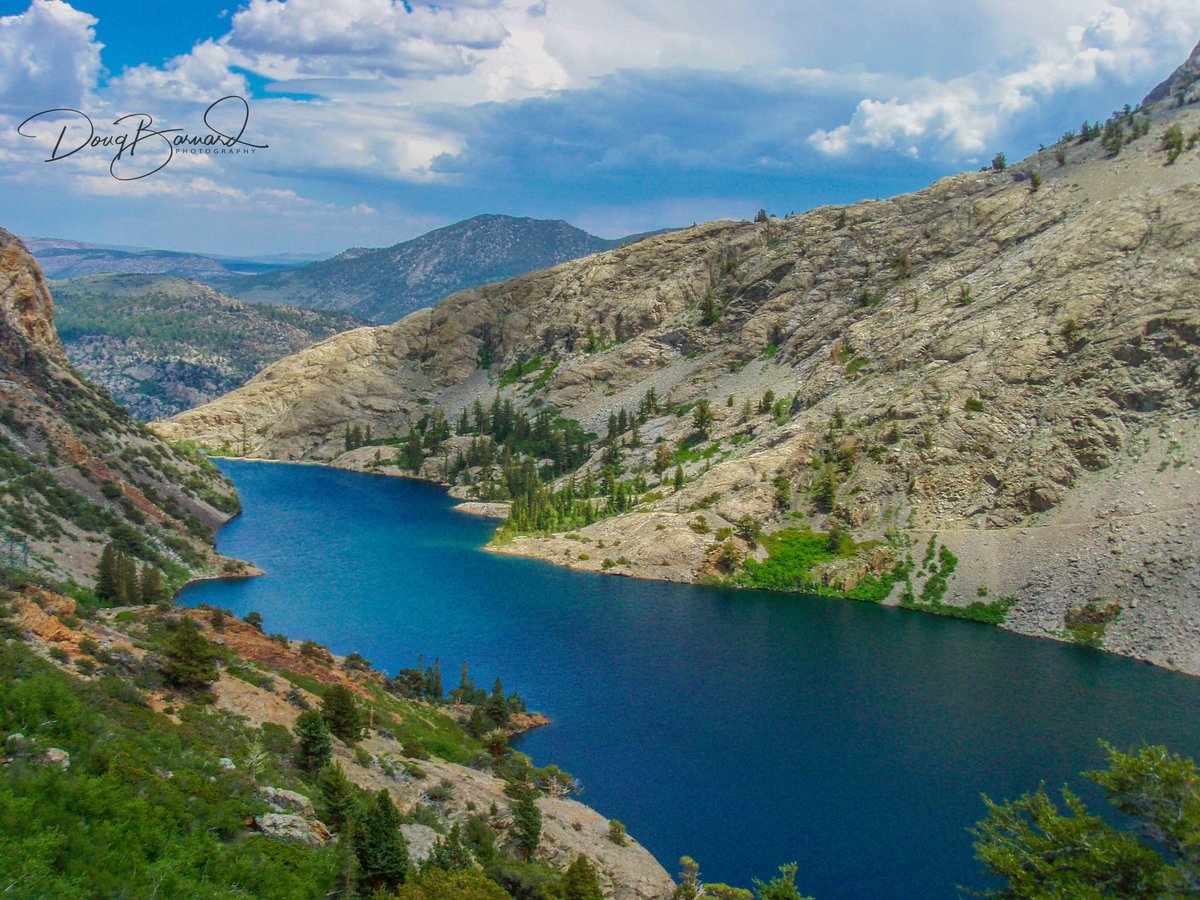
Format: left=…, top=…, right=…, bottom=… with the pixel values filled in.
left=180, top=459, right=1200, bottom=898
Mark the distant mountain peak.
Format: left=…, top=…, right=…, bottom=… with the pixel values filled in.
left=219, top=213, right=637, bottom=323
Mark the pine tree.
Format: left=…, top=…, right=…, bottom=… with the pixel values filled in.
left=294, top=709, right=333, bottom=771
left=485, top=677, right=510, bottom=726
left=692, top=399, right=714, bottom=436
left=316, top=761, right=359, bottom=831
left=139, top=565, right=165, bottom=605
left=674, top=465, right=685, bottom=491
left=354, top=790, right=410, bottom=892
left=322, top=683, right=365, bottom=743
left=512, top=793, right=542, bottom=861
left=429, top=659, right=443, bottom=700
left=95, top=543, right=119, bottom=602
left=674, top=857, right=702, bottom=900
left=428, top=822, right=473, bottom=872
left=699, top=289, right=720, bottom=326
left=159, top=616, right=219, bottom=691
left=561, top=855, right=604, bottom=900
left=117, top=552, right=139, bottom=604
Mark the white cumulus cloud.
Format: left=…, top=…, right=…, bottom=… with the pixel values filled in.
left=0, top=0, right=100, bottom=110
left=809, top=0, right=1200, bottom=158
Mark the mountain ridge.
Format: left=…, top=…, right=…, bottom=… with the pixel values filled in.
left=215, top=213, right=661, bottom=323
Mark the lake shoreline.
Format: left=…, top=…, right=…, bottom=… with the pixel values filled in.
left=196, top=454, right=1199, bottom=679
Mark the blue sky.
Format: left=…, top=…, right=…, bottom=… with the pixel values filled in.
left=0, top=0, right=1196, bottom=256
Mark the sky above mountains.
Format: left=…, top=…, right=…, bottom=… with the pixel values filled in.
left=1, top=0, right=1197, bottom=255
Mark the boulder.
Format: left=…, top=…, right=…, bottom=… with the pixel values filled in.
left=254, top=813, right=331, bottom=847
left=41, top=748, right=70, bottom=770
left=261, top=786, right=316, bottom=817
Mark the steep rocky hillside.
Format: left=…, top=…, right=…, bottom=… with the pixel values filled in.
left=52, top=274, right=363, bottom=420
left=158, top=60, right=1200, bottom=674
left=0, top=591, right=674, bottom=899
left=217, top=214, right=641, bottom=323
left=0, top=229, right=242, bottom=591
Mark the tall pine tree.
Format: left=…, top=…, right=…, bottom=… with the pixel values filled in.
left=354, top=790, right=410, bottom=892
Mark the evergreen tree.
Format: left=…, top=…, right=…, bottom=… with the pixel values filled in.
left=674, top=857, right=702, bottom=900
left=973, top=743, right=1200, bottom=897
left=316, top=761, right=359, bottom=831
left=485, top=677, right=510, bottom=726
left=95, top=543, right=120, bottom=602
left=692, top=399, right=714, bottom=436
left=561, top=855, right=604, bottom=900
left=159, top=616, right=218, bottom=691
left=244, top=611, right=264, bottom=631
left=117, top=552, right=139, bottom=604
left=753, top=864, right=813, bottom=900
left=512, top=793, right=542, bottom=861
left=428, top=822, right=473, bottom=872
left=700, top=289, right=720, bottom=326
left=322, top=683, right=365, bottom=743
left=428, top=659, right=443, bottom=700
left=674, top=465, right=685, bottom=491
left=354, top=790, right=410, bottom=892
left=139, top=565, right=165, bottom=605
left=294, top=709, right=333, bottom=771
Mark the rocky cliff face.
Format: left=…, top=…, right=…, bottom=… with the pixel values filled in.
left=157, top=68, right=1200, bottom=674
left=0, top=229, right=240, bottom=588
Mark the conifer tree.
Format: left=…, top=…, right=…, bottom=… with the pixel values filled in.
left=428, top=822, right=473, bottom=872
left=485, top=677, right=510, bottom=726
left=95, top=543, right=119, bottom=602
left=160, top=616, right=219, bottom=691
left=322, top=683, right=365, bottom=743
left=674, top=465, right=685, bottom=491
left=294, top=709, right=333, bottom=771
left=513, top=793, right=542, bottom=861
left=117, top=552, right=139, bottom=604
left=561, top=856, right=604, bottom=900
left=354, top=789, right=410, bottom=892
left=139, top=565, right=165, bottom=605
left=316, top=761, right=359, bottom=831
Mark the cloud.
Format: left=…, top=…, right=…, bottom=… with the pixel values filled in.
left=112, top=40, right=248, bottom=104
left=227, top=0, right=509, bottom=81
left=809, top=0, right=1200, bottom=158
left=0, top=0, right=100, bottom=110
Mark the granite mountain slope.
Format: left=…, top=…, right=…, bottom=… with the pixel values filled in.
left=158, top=59, right=1200, bottom=674
left=52, top=274, right=363, bottom=420
left=0, top=229, right=241, bottom=590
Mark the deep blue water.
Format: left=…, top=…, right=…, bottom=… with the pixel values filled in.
left=180, top=460, right=1200, bottom=898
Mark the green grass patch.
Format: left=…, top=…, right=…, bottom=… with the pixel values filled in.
left=728, top=527, right=908, bottom=604
left=498, top=355, right=544, bottom=388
